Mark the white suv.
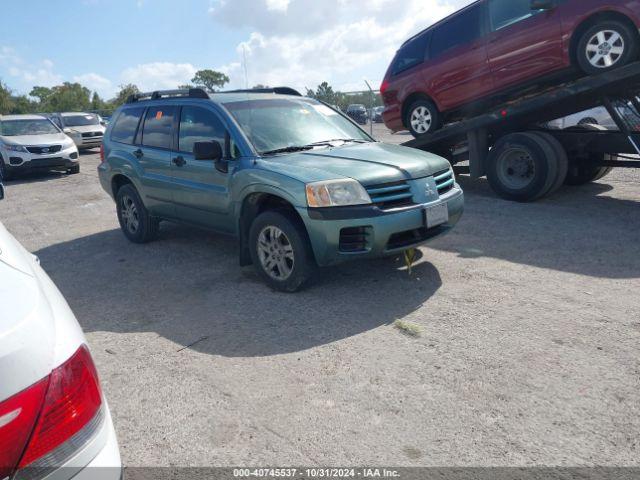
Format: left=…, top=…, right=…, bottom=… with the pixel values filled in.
left=0, top=183, right=122, bottom=480
left=50, top=112, right=106, bottom=150
left=0, top=115, right=79, bottom=180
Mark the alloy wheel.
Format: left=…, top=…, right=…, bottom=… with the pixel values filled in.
left=120, top=195, right=140, bottom=234
left=410, top=106, right=432, bottom=134
left=257, top=226, right=295, bottom=281
left=496, top=147, right=536, bottom=190
left=586, top=29, right=625, bottom=69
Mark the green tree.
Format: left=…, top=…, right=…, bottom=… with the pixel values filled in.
left=44, top=82, right=91, bottom=112
left=191, top=69, right=229, bottom=92
left=177, top=84, right=194, bottom=90
left=306, top=82, right=345, bottom=108
left=0, top=80, right=14, bottom=114
left=29, top=86, right=53, bottom=106
left=111, top=84, right=140, bottom=107
left=91, top=92, right=105, bottom=111
left=10, top=95, right=38, bottom=114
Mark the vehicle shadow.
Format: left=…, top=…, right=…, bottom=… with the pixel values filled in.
left=429, top=174, right=640, bottom=279
left=35, top=226, right=441, bottom=357
left=2, top=170, right=67, bottom=186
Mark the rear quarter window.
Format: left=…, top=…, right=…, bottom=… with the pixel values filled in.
left=141, top=106, right=176, bottom=149
left=392, top=32, right=430, bottom=75
left=110, top=107, right=145, bottom=144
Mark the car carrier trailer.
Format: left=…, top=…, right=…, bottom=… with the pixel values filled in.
left=402, top=61, right=640, bottom=202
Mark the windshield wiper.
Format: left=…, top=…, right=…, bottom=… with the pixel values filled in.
left=260, top=145, right=316, bottom=156
left=308, top=138, right=369, bottom=146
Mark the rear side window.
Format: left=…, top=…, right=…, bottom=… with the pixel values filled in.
left=430, top=5, right=484, bottom=59
left=110, top=107, right=144, bottom=144
left=178, top=106, right=226, bottom=153
left=489, top=0, right=538, bottom=31
left=141, top=106, right=176, bottom=149
left=392, top=32, right=430, bottom=75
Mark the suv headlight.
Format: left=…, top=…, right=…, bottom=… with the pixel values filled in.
left=2, top=143, right=28, bottom=153
left=306, top=179, right=371, bottom=207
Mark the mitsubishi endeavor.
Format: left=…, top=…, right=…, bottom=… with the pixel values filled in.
left=98, top=88, right=464, bottom=292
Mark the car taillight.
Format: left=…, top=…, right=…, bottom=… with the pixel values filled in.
left=0, top=380, right=48, bottom=479
left=14, top=345, right=103, bottom=476
left=380, top=79, right=390, bottom=96
left=100, top=143, right=105, bottom=163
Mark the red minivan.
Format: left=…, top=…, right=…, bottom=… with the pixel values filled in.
left=381, top=0, right=640, bottom=137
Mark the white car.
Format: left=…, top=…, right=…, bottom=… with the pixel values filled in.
left=50, top=113, right=106, bottom=151
left=0, top=183, right=121, bottom=480
left=0, top=115, right=79, bottom=180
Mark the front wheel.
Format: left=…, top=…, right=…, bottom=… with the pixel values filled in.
left=249, top=211, right=316, bottom=292
left=576, top=21, right=638, bottom=74
left=406, top=99, right=441, bottom=138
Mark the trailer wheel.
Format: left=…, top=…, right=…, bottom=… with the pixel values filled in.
left=530, top=132, right=569, bottom=195
left=486, top=132, right=560, bottom=202
left=565, top=155, right=614, bottom=186
left=576, top=20, right=638, bottom=74
left=406, top=99, right=441, bottom=138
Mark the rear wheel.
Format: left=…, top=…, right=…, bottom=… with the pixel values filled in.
left=116, top=184, right=159, bottom=243
left=406, top=99, right=441, bottom=138
left=530, top=132, right=568, bottom=195
left=249, top=210, right=316, bottom=292
left=565, top=155, right=614, bottom=186
left=576, top=20, right=638, bottom=74
left=486, top=132, right=561, bottom=202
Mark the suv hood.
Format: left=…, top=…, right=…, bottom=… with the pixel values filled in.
left=261, top=142, right=451, bottom=185
left=0, top=132, right=69, bottom=146
left=64, top=124, right=105, bottom=134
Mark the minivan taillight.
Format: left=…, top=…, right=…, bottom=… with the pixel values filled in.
left=380, top=79, right=390, bottom=96
left=0, top=345, right=104, bottom=479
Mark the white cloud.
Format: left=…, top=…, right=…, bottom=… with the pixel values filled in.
left=120, top=62, right=198, bottom=92
left=0, top=48, right=62, bottom=90
left=210, top=0, right=473, bottom=92
left=73, top=72, right=114, bottom=97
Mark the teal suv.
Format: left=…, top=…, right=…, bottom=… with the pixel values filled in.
left=98, top=88, right=464, bottom=291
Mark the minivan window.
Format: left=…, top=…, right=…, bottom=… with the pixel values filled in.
left=111, top=107, right=144, bottom=144
left=430, top=4, right=484, bottom=58
left=392, top=32, right=430, bottom=75
left=141, top=106, right=176, bottom=149
left=489, top=0, right=541, bottom=31
left=178, top=106, right=226, bottom=153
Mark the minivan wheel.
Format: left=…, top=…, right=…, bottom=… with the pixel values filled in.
left=576, top=21, right=638, bottom=74
left=116, top=184, right=159, bottom=243
left=406, top=99, right=441, bottom=137
left=249, top=211, right=316, bottom=292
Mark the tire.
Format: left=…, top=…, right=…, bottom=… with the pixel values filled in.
left=406, top=99, right=441, bottom=138
left=115, top=184, right=159, bottom=243
left=486, top=132, right=560, bottom=202
left=576, top=20, right=638, bottom=75
left=68, top=165, right=80, bottom=174
left=577, top=117, right=598, bottom=126
left=0, top=158, right=12, bottom=181
left=564, top=124, right=614, bottom=186
left=249, top=210, right=316, bottom=293
left=530, top=132, right=569, bottom=195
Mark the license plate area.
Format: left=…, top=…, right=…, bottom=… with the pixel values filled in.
left=424, top=203, right=449, bottom=229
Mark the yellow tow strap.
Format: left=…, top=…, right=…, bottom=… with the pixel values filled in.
left=403, top=248, right=417, bottom=276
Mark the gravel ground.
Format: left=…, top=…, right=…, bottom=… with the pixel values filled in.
left=1, top=125, right=639, bottom=467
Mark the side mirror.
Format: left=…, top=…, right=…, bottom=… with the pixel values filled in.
left=63, top=128, right=72, bottom=134
left=193, top=141, right=223, bottom=161
left=0, top=182, right=5, bottom=201
left=531, top=0, right=556, bottom=10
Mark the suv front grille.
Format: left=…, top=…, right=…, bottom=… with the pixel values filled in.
left=366, top=181, right=414, bottom=210
left=26, top=145, right=62, bottom=154
left=339, top=227, right=370, bottom=253
left=82, top=132, right=103, bottom=138
left=434, top=169, right=454, bottom=196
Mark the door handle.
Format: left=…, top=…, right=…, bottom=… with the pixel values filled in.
left=172, top=156, right=186, bottom=167
left=133, top=149, right=143, bottom=159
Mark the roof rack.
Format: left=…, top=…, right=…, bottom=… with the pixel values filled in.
left=222, top=87, right=302, bottom=97
left=125, top=88, right=209, bottom=104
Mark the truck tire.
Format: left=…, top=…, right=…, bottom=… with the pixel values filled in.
left=406, top=99, right=441, bottom=138
left=249, top=210, right=316, bottom=293
left=564, top=124, right=614, bottom=186
left=576, top=20, right=638, bottom=75
left=486, top=132, right=560, bottom=202
left=116, top=184, right=159, bottom=243
left=529, top=131, right=569, bottom=195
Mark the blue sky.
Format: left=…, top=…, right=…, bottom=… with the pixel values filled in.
left=1, top=0, right=469, bottom=99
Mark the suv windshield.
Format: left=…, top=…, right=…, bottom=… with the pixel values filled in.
left=0, top=119, right=60, bottom=136
left=224, top=97, right=371, bottom=154
left=62, top=114, right=100, bottom=127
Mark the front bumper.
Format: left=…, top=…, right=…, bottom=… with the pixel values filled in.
left=300, top=186, right=464, bottom=267
left=3, top=145, right=79, bottom=174
left=70, top=135, right=104, bottom=149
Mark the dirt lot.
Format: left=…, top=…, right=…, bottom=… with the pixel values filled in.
left=1, top=125, right=639, bottom=467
